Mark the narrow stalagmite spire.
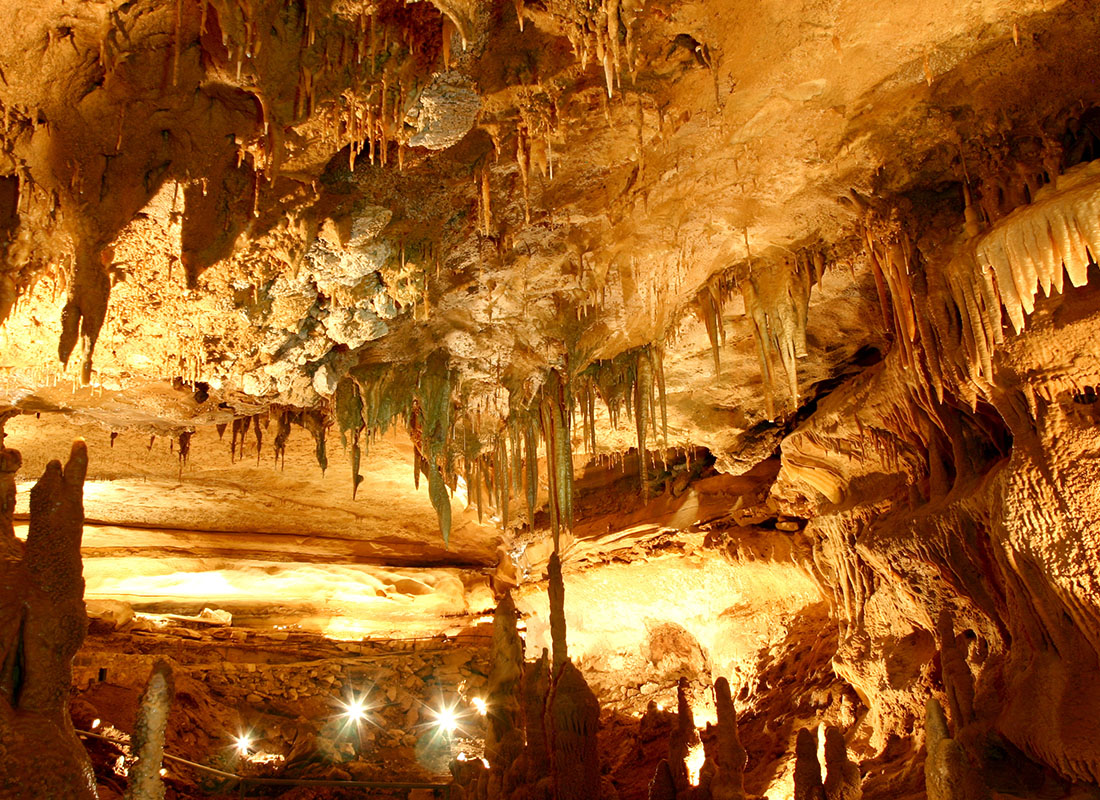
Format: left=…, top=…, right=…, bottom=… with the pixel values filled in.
left=794, top=727, right=826, bottom=800
left=548, top=551, right=568, bottom=673
left=668, top=676, right=698, bottom=792
left=548, top=661, right=601, bottom=800
left=924, top=698, right=990, bottom=800
left=486, top=593, right=524, bottom=767
left=710, top=677, right=747, bottom=800
left=937, top=609, right=975, bottom=730
left=823, top=726, right=862, bottom=800
left=123, top=660, right=175, bottom=800
left=522, top=649, right=551, bottom=783
left=648, top=759, right=677, bottom=800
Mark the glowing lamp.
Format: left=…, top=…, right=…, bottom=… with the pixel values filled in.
left=341, top=695, right=370, bottom=723
left=434, top=704, right=459, bottom=735
left=91, top=719, right=101, bottom=729
left=471, top=697, right=487, bottom=716
left=234, top=734, right=252, bottom=756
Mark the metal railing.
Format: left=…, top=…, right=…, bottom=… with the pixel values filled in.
left=76, top=729, right=452, bottom=798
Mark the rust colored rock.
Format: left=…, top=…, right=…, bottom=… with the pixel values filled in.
left=794, top=727, right=825, bottom=800
left=823, top=727, right=861, bottom=800
left=548, top=660, right=600, bottom=800
left=668, top=676, right=698, bottom=793
left=123, top=660, right=175, bottom=800
left=0, top=440, right=96, bottom=800
left=522, top=649, right=551, bottom=784
left=709, top=677, right=747, bottom=800
left=548, top=552, right=567, bottom=673
left=937, top=609, right=975, bottom=731
left=486, top=592, right=524, bottom=767
left=648, top=759, right=677, bottom=800
left=925, top=698, right=990, bottom=800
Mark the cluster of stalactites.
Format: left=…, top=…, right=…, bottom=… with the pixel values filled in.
left=137, top=344, right=672, bottom=548
left=333, top=345, right=669, bottom=547
left=37, top=0, right=449, bottom=388
left=742, top=252, right=822, bottom=420
left=859, top=160, right=1100, bottom=415
left=687, top=254, right=822, bottom=422
left=203, top=0, right=446, bottom=177
left=544, top=0, right=642, bottom=100
left=577, top=344, right=668, bottom=497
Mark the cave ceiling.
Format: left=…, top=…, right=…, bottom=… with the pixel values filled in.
left=8, top=0, right=1100, bottom=796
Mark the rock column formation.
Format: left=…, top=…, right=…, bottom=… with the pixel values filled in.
left=794, top=727, right=826, bottom=800
left=668, top=677, right=698, bottom=794
left=548, top=552, right=567, bottom=672
left=485, top=593, right=524, bottom=799
left=123, top=660, right=175, bottom=800
left=823, top=727, right=862, bottom=800
left=0, top=431, right=96, bottom=800
left=924, top=698, right=990, bottom=800
left=709, top=677, right=747, bottom=800
left=548, top=660, right=601, bottom=800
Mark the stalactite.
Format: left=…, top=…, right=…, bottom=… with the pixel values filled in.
left=302, top=409, right=328, bottom=474
left=694, top=280, right=726, bottom=377
left=524, top=415, right=538, bottom=527
left=273, top=408, right=291, bottom=467
left=417, top=352, right=454, bottom=545
left=742, top=255, right=812, bottom=419
left=634, top=350, right=651, bottom=497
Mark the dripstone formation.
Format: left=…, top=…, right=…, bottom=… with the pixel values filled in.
left=3, top=0, right=1100, bottom=799
left=0, top=431, right=94, bottom=799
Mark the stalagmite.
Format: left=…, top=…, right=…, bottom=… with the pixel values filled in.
left=648, top=759, right=677, bottom=800
left=794, top=728, right=826, bottom=800
left=823, top=727, right=862, bottom=800
left=937, top=609, right=975, bottom=730
left=548, top=661, right=601, bottom=800
left=123, top=660, right=175, bottom=800
left=548, top=551, right=568, bottom=672
left=668, top=676, right=698, bottom=793
left=523, top=649, right=551, bottom=783
left=0, top=437, right=96, bottom=799
left=924, top=698, right=990, bottom=800
left=709, top=677, right=747, bottom=800
left=486, top=594, right=524, bottom=767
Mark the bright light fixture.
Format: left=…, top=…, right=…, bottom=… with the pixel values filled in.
left=234, top=734, right=252, bottom=755
left=434, top=704, right=459, bottom=735
left=91, top=718, right=101, bottom=729
left=471, top=697, right=487, bottom=716
left=341, top=695, right=370, bottom=723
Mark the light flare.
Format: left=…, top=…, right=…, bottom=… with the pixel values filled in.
left=686, top=741, right=706, bottom=786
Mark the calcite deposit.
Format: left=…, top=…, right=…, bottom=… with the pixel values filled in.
left=2, top=0, right=1100, bottom=798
